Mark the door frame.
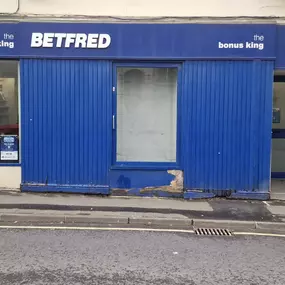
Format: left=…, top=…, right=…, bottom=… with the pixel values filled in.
left=272, top=75, right=285, bottom=178
left=111, top=61, right=182, bottom=170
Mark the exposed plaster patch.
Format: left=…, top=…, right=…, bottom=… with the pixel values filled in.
left=168, top=170, right=183, bottom=190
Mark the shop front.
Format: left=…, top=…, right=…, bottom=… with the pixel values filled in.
left=0, top=22, right=277, bottom=199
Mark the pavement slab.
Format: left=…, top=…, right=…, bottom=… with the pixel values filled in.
left=0, top=191, right=213, bottom=211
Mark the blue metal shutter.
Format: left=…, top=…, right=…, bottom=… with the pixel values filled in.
left=20, top=59, right=112, bottom=193
left=181, top=60, right=274, bottom=194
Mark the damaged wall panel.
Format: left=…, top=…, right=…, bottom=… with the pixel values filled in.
left=110, top=169, right=183, bottom=196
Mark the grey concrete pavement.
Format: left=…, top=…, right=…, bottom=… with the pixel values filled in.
left=0, top=228, right=285, bottom=284
left=0, top=209, right=192, bottom=229
left=1, top=209, right=285, bottom=233
left=0, top=191, right=213, bottom=211
left=1, top=191, right=285, bottom=233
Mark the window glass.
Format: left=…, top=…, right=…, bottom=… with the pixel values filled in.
left=0, top=61, right=19, bottom=163
left=272, top=139, right=285, bottom=172
left=116, top=67, right=177, bottom=162
left=273, top=82, right=285, bottom=128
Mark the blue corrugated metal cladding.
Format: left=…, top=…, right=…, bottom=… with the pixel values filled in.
left=182, top=60, right=274, bottom=199
left=21, top=59, right=112, bottom=194
left=20, top=59, right=274, bottom=198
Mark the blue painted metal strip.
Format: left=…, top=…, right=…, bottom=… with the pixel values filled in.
left=274, top=75, right=285, bottom=82
left=271, top=172, right=285, bottom=179
left=230, top=191, right=270, bottom=200
left=112, top=188, right=183, bottom=198
left=272, top=129, right=285, bottom=138
left=21, top=184, right=110, bottom=195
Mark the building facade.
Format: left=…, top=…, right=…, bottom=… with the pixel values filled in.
left=0, top=0, right=285, bottom=199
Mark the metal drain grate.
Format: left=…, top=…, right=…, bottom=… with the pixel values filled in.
left=194, top=228, right=232, bottom=236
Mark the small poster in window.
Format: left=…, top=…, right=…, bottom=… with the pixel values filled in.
left=0, top=135, right=19, bottom=161
left=273, top=108, right=281, bottom=124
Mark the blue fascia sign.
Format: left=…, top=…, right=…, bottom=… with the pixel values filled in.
left=0, top=22, right=278, bottom=60
left=276, top=25, right=285, bottom=69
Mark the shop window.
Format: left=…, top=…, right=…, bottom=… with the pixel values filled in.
left=272, top=139, right=285, bottom=172
left=0, top=61, right=19, bottom=163
left=116, top=67, right=177, bottom=163
left=273, top=81, right=285, bottom=128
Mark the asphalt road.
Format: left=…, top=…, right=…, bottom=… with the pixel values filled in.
left=0, top=228, right=284, bottom=285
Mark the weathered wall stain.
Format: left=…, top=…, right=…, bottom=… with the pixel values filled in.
left=117, top=175, right=131, bottom=188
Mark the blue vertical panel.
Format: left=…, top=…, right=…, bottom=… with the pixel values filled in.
left=20, top=59, right=112, bottom=194
left=182, top=61, right=274, bottom=196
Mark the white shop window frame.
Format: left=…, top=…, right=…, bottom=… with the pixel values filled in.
left=112, top=62, right=181, bottom=170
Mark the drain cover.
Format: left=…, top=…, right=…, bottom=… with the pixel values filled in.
left=194, top=228, right=232, bottom=236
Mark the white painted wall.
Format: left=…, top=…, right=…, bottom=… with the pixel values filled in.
left=0, top=0, right=18, bottom=14
left=0, top=0, right=285, bottom=19
left=0, top=167, right=21, bottom=189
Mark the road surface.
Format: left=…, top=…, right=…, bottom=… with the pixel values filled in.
left=0, top=228, right=284, bottom=284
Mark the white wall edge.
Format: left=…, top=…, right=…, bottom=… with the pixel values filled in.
left=0, top=167, right=21, bottom=190
left=0, top=15, right=281, bottom=24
